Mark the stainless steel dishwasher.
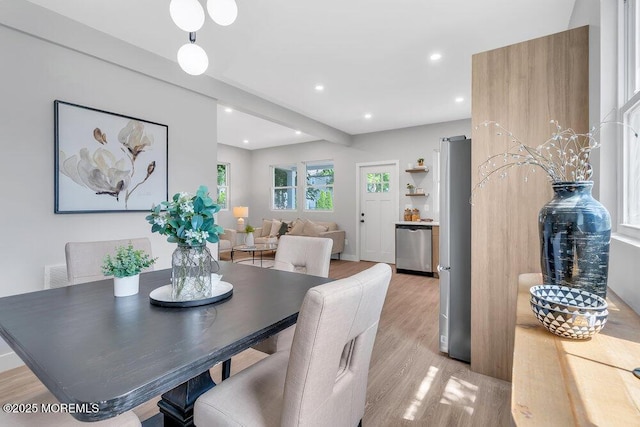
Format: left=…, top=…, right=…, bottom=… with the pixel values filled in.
left=395, top=224, right=433, bottom=275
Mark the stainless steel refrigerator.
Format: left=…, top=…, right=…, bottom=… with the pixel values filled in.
left=438, top=135, right=471, bottom=363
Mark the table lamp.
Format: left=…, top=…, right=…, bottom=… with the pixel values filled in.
left=233, top=206, right=248, bottom=231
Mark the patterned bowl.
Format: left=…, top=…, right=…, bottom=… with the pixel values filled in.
left=529, top=285, right=608, bottom=339
left=530, top=285, right=608, bottom=314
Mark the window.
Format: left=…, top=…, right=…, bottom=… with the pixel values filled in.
left=272, top=164, right=297, bottom=210
left=305, top=161, right=334, bottom=211
left=621, top=0, right=640, bottom=233
left=366, top=172, right=390, bottom=193
left=217, top=163, right=229, bottom=210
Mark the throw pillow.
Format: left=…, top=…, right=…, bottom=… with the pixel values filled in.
left=270, top=219, right=282, bottom=237
left=277, top=221, right=289, bottom=236
left=260, top=219, right=272, bottom=237
left=302, top=220, right=329, bottom=237
left=288, top=219, right=307, bottom=235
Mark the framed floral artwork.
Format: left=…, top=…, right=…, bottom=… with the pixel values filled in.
left=54, top=100, right=168, bottom=213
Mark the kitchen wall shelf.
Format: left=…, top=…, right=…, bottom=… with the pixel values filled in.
left=406, top=168, right=429, bottom=173
left=405, top=193, right=429, bottom=197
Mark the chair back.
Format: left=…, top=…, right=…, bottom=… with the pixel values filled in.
left=274, top=235, right=332, bottom=277
left=281, top=263, right=391, bottom=427
left=65, top=238, right=153, bottom=285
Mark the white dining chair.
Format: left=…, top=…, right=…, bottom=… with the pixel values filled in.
left=0, top=390, right=141, bottom=426
left=194, top=263, right=392, bottom=427
left=65, top=238, right=153, bottom=285
left=252, top=235, right=332, bottom=355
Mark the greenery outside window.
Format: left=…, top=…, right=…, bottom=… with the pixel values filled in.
left=217, top=163, right=229, bottom=210
left=366, top=172, right=390, bottom=193
left=305, top=161, right=334, bottom=211
left=272, top=164, right=297, bottom=210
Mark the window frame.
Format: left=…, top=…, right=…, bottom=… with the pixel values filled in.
left=216, top=162, right=229, bottom=211
left=303, top=160, right=335, bottom=212
left=271, top=164, right=298, bottom=211
left=618, top=0, right=640, bottom=240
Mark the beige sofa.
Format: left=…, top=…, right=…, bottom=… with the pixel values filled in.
left=254, top=218, right=345, bottom=258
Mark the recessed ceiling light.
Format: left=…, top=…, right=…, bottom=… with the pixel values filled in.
left=364, top=113, right=372, bottom=120
left=242, top=139, right=249, bottom=144
left=314, top=84, right=324, bottom=92
left=295, top=130, right=302, bottom=135
left=224, top=107, right=233, bottom=113
left=430, top=53, right=442, bottom=61
left=455, top=97, right=464, bottom=103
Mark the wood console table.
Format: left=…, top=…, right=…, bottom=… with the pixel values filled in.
left=512, top=273, right=640, bottom=426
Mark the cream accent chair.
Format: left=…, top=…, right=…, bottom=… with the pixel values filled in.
left=252, top=235, right=333, bottom=355
left=217, top=228, right=237, bottom=259
left=194, top=263, right=392, bottom=427
left=0, top=390, right=141, bottom=426
left=65, top=238, right=153, bottom=285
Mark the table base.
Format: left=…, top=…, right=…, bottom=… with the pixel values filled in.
left=155, top=370, right=215, bottom=427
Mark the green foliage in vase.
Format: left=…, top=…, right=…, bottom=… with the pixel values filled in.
left=244, top=224, right=255, bottom=233
left=102, top=243, right=156, bottom=278
left=146, top=185, right=224, bottom=245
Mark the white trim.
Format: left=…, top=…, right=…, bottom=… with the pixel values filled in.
left=0, top=351, right=24, bottom=373
left=355, top=160, right=400, bottom=261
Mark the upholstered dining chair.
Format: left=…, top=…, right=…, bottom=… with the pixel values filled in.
left=0, top=390, right=141, bottom=426
left=65, top=238, right=153, bottom=285
left=194, top=263, right=392, bottom=427
left=252, top=235, right=333, bottom=356
left=271, top=235, right=333, bottom=276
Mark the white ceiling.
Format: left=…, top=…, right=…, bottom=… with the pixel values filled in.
left=26, top=0, right=576, bottom=149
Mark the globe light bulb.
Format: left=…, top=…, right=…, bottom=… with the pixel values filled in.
left=177, top=43, right=209, bottom=75
left=170, top=0, right=205, bottom=32
left=207, top=0, right=238, bottom=26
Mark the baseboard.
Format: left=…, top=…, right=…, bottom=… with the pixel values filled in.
left=0, top=351, right=24, bottom=373
left=338, top=254, right=358, bottom=262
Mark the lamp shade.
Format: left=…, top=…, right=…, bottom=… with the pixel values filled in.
left=177, top=43, right=209, bottom=75
left=232, top=206, right=248, bottom=218
left=169, top=0, right=205, bottom=32
left=207, top=0, right=238, bottom=26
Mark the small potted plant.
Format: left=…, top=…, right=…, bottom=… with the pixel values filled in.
left=244, top=224, right=256, bottom=246
left=406, top=183, right=415, bottom=194
left=102, top=243, right=157, bottom=297
left=417, top=157, right=425, bottom=167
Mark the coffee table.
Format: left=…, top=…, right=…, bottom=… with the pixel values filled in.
left=231, top=243, right=277, bottom=268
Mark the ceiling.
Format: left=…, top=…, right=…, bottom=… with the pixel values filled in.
left=26, top=0, right=576, bottom=150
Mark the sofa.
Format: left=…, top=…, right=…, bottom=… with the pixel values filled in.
left=254, top=218, right=345, bottom=258
left=217, top=228, right=237, bottom=258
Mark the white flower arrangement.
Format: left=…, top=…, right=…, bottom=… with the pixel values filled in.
left=474, top=120, right=638, bottom=191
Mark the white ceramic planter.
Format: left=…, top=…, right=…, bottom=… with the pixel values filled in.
left=245, top=232, right=255, bottom=246
left=113, top=274, right=140, bottom=297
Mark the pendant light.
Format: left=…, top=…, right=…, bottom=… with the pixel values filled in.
left=207, top=0, right=238, bottom=26
left=169, top=0, right=205, bottom=32
left=177, top=32, right=209, bottom=76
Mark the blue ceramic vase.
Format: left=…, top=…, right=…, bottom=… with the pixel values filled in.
left=538, top=181, right=611, bottom=298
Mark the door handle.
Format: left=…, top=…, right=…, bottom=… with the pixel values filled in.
left=437, top=265, right=450, bottom=272
left=360, top=219, right=365, bottom=223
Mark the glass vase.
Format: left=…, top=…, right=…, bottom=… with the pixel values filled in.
left=538, top=181, right=611, bottom=298
left=171, top=243, right=217, bottom=301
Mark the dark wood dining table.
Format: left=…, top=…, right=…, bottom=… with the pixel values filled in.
left=0, top=261, right=331, bottom=426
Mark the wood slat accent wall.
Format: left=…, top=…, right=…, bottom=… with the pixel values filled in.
left=470, top=26, right=589, bottom=381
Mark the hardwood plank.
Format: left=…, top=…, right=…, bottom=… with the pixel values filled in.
left=471, top=26, right=590, bottom=381
left=512, top=274, right=640, bottom=426
left=0, top=261, right=511, bottom=426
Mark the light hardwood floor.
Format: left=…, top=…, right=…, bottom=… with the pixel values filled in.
left=0, top=260, right=511, bottom=426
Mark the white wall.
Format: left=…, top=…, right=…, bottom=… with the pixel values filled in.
left=216, top=144, right=253, bottom=229
left=0, top=24, right=217, bottom=369
left=248, top=119, right=471, bottom=259
left=569, top=0, right=640, bottom=314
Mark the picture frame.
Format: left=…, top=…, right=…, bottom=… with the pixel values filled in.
left=54, top=100, right=168, bottom=213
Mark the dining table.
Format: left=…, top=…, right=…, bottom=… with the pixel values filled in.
left=0, top=261, right=332, bottom=426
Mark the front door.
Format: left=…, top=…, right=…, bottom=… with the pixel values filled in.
left=359, top=163, right=398, bottom=263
